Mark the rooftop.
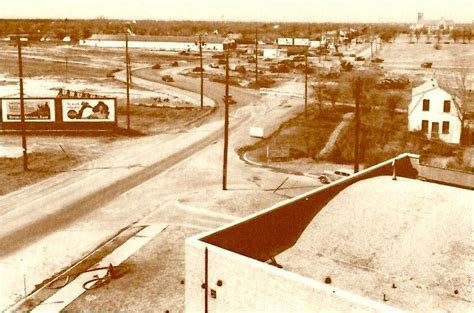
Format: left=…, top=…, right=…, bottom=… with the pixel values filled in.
left=277, top=176, right=472, bottom=311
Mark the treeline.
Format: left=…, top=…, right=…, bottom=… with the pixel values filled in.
left=0, top=19, right=410, bottom=42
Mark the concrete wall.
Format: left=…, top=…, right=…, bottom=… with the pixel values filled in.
left=408, top=88, right=461, bottom=144
left=186, top=238, right=403, bottom=312
left=419, top=164, right=474, bottom=189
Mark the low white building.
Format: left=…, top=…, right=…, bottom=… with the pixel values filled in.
left=408, top=78, right=461, bottom=144
left=80, top=34, right=226, bottom=51
left=262, top=46, right=288, bottom=59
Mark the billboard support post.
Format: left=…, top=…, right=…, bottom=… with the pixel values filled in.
left=17, top=30, right=28, bottom=171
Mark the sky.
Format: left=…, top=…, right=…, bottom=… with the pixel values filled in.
left=1, top=0, right=473, bottom=23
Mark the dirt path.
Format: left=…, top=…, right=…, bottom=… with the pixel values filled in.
left=318, top=112, right=354, bottom=159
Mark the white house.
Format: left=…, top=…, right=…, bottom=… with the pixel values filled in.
left=80, top=34, right=226, bottom=51
left=408, top=78, right=461, bottom=144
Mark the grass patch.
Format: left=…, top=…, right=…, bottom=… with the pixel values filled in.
left=116, top=104, right=214, bottom=135
left=0, top=151, right=83, bottom=195
left=243, top=105, right=353, bottom=163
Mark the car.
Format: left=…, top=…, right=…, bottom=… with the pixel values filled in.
left=355, top=56, right=365, bottom=61
left=371, top=57, right=384, bottom=63
left=319, top=168, right=353, bottom=184
left=162, top=75, right=174, bottom=82
left=223, top=95, right=237, bottom=104
left=192, top=66, right=205, bottom=72
left=421, top=62, right=433, bottom=68
left=209, top=63, right=219, bottom=69
left=179, top=51, right=190, bottom=56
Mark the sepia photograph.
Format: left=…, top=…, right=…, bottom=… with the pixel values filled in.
left=0, top=0, right=472, bottom=312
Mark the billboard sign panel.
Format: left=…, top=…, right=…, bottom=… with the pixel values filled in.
left=62, top=99, right=115, bottom=122
left=294, top=38, right=310, bottom=46
left=277, top=38, right=293, bottom=46
left=1, top=98, right=55, bottom=122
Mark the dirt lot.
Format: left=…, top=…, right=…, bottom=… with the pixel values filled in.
left=377, top=34, right=474, bottom=81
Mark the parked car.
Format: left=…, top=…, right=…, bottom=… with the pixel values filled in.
left=223, top=95, right=237, bottom=104
left=371, top=57, right=384, bottom=63
left=192, top=67, right=205, bottom=72
left=355, top=56, right=365, bottom=61
left=209, top=63, right=219, bottom=69
left=421, top=62, right=433, bottom=68
left=162, top=75, right=174, bottom=82
left=152, top=63, right=161, bottom=69
left=319, top=168, right=353, bottom=184
left=179, top=51, right=189, bottom=56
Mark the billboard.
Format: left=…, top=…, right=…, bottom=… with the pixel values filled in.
left=277, top=38, right=293, bottom=46
left=1, top=98, right=55, bottom=122
left=62, top=99, right=115, bottom=122
left=293, top=38, right=310, bottom=46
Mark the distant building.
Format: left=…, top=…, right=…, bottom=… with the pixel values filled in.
left=408, top=78, right=461, bottom=144
left=411, top=12, right=455, bottom=31
left=262, top=46, right=287, bottom=59
left=80, top=34, right=228, bottom=51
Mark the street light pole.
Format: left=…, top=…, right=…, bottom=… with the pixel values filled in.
left=222, top=50, right=230, bottom=191
left=255, top=26, right=258, bottom=88
left=125, top=31, right=131, bottom=132
left=17, top=31, right=28, bottom=171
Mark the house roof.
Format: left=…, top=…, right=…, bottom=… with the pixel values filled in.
left=412, top=78, right=440, bottom=96
left=86, top=34, right=225, bottom=44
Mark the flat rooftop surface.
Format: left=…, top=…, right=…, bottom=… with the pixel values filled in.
left=278, top=176, right=473, bottom=312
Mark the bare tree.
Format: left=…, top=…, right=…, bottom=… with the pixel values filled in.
left=325, top=85, right=341, bottom=109
left=439, top=63, right=472, bottom=144
left=313, top=83, right=326, bottom=114
left=386, top=92, right=403, bottom=118
left=415, top=29, right=421, bottom=43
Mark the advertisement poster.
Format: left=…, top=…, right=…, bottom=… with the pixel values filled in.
left=62, top=99, right=115, bottom=122
left=1, top=98, right=55, bottom=122
left=293, top=38, right=310, bottom=46
left=277, top=38, right=293, bottom=46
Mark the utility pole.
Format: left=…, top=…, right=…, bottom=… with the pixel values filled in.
left=125, top=31, right=131, bottom=132
left=222, top=51, right=230, bottom=190
left=353, top=77, right=362, bottom=173
left=305, top=48, right=310, bottom=156
left=370, top=37, right=373, bottom=59
left=198, top=34, right=204, bottom=109
left=255, top=26, right=258, bottom=88
left=17, top=31, right=28, bottom=171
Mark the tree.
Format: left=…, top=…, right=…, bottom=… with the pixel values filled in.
left=386, top=92, right=403, bottom=118
left=313, top=83, right=326, bottom=114
left=451, top=29, right=461, bottom=43
left=439, top=64, right=472, bottom=144
left=415, top=29, right=421, bottom=43
left=325, top=85, right=341, bottom=109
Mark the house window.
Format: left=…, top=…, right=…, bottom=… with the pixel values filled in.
left=421, top=120, right=429, bottom=133
left=422, top=99, right=430, bottom=111
left=442, top=121, right=450, bottom=134
left=443, top=100, right=450, bottom=113
left=432, top=122, right=439, bottom=137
